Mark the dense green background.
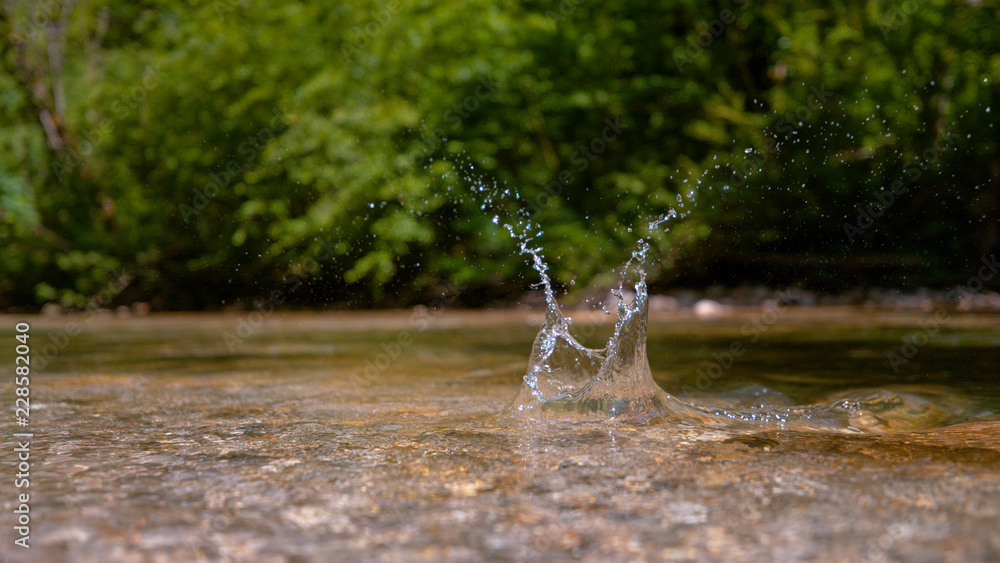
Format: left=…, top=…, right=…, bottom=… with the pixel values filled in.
left=1, top=0, right=998, bottom=310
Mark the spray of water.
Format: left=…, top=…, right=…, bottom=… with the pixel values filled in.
left=503, top=234, right=975, bottom=431
left=461, top=165, right=972, bottom=432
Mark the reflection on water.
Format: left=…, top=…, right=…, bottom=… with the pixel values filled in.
left=2, top=311, right=999, bottom=561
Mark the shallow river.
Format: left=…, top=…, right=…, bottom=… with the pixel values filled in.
left=2, top=308, right=999, bottom=562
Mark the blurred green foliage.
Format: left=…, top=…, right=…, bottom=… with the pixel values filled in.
left=1, top=0, right=997, bottom=310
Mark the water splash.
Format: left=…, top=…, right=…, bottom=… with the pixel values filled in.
left=455, top=162, right=978, bottom=432
left=502, top=214, right=687, bottom=420
left=502, top=219, right=975, bottom=433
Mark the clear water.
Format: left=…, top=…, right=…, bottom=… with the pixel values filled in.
left=3, top=311, right=999, bottom=561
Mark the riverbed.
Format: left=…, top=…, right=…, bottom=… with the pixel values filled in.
left=2, top=309, right=998, bottom=561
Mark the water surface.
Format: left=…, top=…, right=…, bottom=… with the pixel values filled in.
left=2, top=310, right=999, bottom=561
